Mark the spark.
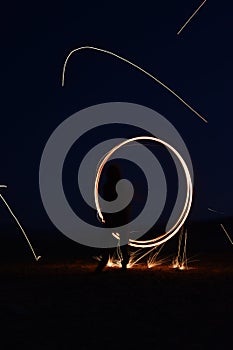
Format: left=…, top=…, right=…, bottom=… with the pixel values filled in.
left=128, top=246, right=156, bottom=268
left=127, top=248, right=144, bottom=268
left=105, top=239, right=126, bottom=268
left=107, top=254, right=115, bottom=267
left=62, top=46, right=207, bottom=123
left=220, top=224, right=233, bottom=245
left=181, top=229, right=188, bottom=270
left=146, top=243, right=170, bottom=268
left=173, top=225, right=184, bottom=268
left=208, top=207, right=226, bottom=215
left=0, top=186, right=41, bottom=261
left=177, top=0, right=207, bottom=35
left=94, top=136, right=193, bottom=248
left=172, top=226, right=189, bottom=270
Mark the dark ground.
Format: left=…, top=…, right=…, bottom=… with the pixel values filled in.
left=0, top=250, right=233, bottom=349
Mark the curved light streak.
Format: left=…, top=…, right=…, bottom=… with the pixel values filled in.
left=61, top=46, right=207, bottom=123
left=94, top=136, right=193, bottom=248
left=0, top=185, right=41, bottom=261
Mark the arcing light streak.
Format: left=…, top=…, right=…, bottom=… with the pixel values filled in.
left=220, top=224, right=233, bottom=245
left=61, top=46, right=207, bottom=123
left=94, top=136, right=193, bottom=248
left=177, top=0, right=207, bottom=35
left=146, top=243, right=166, bottom=268
left=0, top=185, right=41, bottom=261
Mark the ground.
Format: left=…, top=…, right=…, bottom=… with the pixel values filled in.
left=0, top=253, right=232, bottom=349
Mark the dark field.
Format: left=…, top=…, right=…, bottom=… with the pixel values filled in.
left=0, top=251, right=233, bottom=349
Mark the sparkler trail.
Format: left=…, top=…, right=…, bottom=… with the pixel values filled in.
left=0, top=186, right=41, bottom=261
left=220, top=224, right=233, bottom=245
left=177, top=0, right=207, bottom=35
left=61, top=46, right=207, bottom=123
left=94, top=136, right=193, bottom=248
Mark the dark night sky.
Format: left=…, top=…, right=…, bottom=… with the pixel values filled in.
left=0, top=1, right=232, bottom=234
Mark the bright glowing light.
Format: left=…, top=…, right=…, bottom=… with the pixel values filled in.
left=94, top=136, right=193, bottom=248
left=172, top=226, right=188, bottom=270
left=146, top=244, right=170, bottom=268
left=220, top=224, right=233, bottom=245
left=62, top=46, right=207, bottom=123
left=177, top=0, right=207, bottom=35
left=0, top=185, right=41, bottom=261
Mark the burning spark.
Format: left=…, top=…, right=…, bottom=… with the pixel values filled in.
left=127, top=248, right=145, bottom=268
left=172, top=227, right=188, bottom=270
left=220, top=224, right=233, bottom=245
left=0, top=185, right=41, bottom=261
left=62, top=46, right=207, bottom=123
left=177, top=0, right=207, bottom=35
left=107, top=255, right=114, bottom=267
left=208, top=207, right=226, bottom=215
left=147, top=243, right=168, bottom=268
left=94, top=136, right=193, bottom=248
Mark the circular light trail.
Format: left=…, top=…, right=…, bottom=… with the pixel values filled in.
left=94, top=136, right=193, bottom=248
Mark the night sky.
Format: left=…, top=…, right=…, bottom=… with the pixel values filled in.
left=0, top=1, right=232, bottom=236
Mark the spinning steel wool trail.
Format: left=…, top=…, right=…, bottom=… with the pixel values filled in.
left=94, top=136, right=193, bottom=248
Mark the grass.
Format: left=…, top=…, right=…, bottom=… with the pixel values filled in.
left=0, top=253, right=232, bottom=348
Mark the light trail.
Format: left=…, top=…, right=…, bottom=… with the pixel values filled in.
left=128, top=245, right=157, bottom=268
left=147, top=243, right=167, bottom=268
left=208, top=207, right=226, bottom=215
left=127, top=248, right=144, bottom=268
left=181, top=229, right=188, bottom=270
left=172, top=227, right=188, bottom=270
left=177, top=0, right=207, bottom=35
left=94, top=136, right=193, bottom=248
left=0, top=185, right=41, bottom=261
left=61, top=46, right=207, bottom=123
left=220, top=224, right=233, bottom=245
left=172, top=226, right=184, bottom=268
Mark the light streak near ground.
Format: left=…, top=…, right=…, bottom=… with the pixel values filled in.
left=146, top=243, right=167, bottom=268
left=172, top=226, right=184, bottom=268
left=172, top=227, right=188, bottom=270
left=61, top=46, right=208, bottom=123
left=181, top=229, right=188, bottom=270
left=94, top=136, right=193, bottom=248
left=0, top=185, right=41, bottom=261
left=220, top=224, right=233, bottom=245
left=177, top=0, right=207, bottom=35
